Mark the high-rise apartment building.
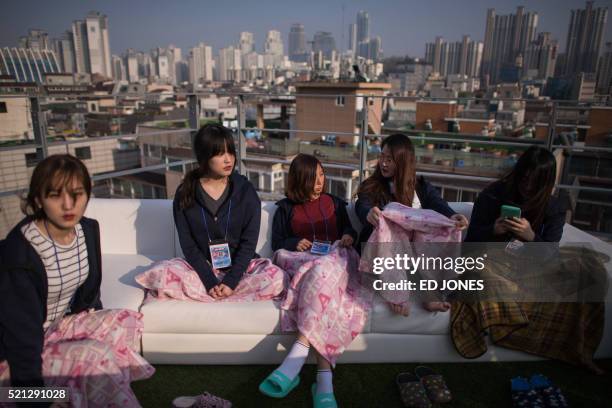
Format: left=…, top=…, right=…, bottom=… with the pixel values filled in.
left=564, top=1, right=608, bottom=76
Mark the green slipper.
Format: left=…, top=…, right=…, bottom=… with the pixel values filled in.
left=259, top=369, right=300, bottom=398
left=311, top=383, right=338, bottom=408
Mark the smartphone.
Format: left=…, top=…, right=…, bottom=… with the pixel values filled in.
left=501, top=205, right=521, bottom=220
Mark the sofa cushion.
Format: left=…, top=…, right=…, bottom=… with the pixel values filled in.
left=369, top=296, right=450, bottom=335
left=140, top=299, right=284, bottom=334
left=100, top=254, right=165, bottom=311
left=86, top=199, right=176, bottom=257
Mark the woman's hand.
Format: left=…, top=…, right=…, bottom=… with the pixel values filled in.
left=494, top=217, right=509, bottom=236
left=366, top=207, right=382, bottom=227
left=208, top=286, right=221, bottom=299
left=504, top=217, right=535, bottom=242
left=339, top=234, right=354, bottom=247
left=296, top=239, right=313, bottom=252
left=450, top=214, right=468, bottom=230
left=216, top=283, right=234, bottom=298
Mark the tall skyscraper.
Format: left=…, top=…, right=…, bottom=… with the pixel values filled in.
left=523, top=32, right=558, bottom=80
left=264, top=30, right=284, bottom=67
left=289, top=24, right=306, bottom=61
left=189, top=43, right=213, bottom=84
left=264, top=30, right=284, bottom=56
left=368, top=36, right=383, bottom=61
left=356, top=11, right=369, bottom=43
left=124, top=49, right=139, bottom=82
left=597, top=42, right=612, bottom=94
left=481, top=6, right=538, bottom=85
left=426, top=36, right=482, bottom=78
left=348, top=23, right=357, bottom=57
left=112, top=54, right=125, bottom=81
left=239, top=32, right=255, bottom=55
left=19, top=29, right=50, bottom=51
left=312, top=32, right=336, bottom=60
left=564, top=1, right=608, bottom=76
left=71, top=11, right=112, bottom=77
left=52, top=31, right=76, bottom=73
left=356, top=11, right=370, bottom=59
left=217, top=46, right=242, bottom=81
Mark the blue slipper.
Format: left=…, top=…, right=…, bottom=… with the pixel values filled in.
left=530, top=374, right=568, bottom=408
left=259, top=369, right=300, bottom=398
left=511, top=376, right=544, bottom=408
left=311, top=383, right=338, bottom=408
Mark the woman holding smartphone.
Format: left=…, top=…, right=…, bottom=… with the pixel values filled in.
left=465, top=145, right=565, bottom=243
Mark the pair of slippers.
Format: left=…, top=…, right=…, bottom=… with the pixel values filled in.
left=172, top=392, right=232, bottom=408
left=511, top=374, right=568, bottom=408
left=397, top=366, right=452, bottom=407
left=259, top=370, right=337, bottom=408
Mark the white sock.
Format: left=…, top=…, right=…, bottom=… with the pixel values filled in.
left=316, top=369, right=334, bottom=395
left=277, top=341, right=309, bottom=380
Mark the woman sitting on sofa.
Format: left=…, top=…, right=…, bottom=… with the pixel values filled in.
left=355, top=133, right=468, bottom=315
left=465, top=145, right=565, bottom=243
left=260, top=154, right=369, bottom=408
left=0, top=154, right=154, bottom=406
left=136, top=124, right=286, bottom=303
left=454, top=146, right=605, bottom=373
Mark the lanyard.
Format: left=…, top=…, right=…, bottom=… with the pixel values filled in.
left=301, top=197, right=329, bottom=241
left=43, top=220, right=82, bottom=329
left=200, top=199, right=232, bottom=242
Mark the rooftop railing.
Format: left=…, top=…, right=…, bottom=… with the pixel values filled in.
left=1, top=90, right=611, bottom=237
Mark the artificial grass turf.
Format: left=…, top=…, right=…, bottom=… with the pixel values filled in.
left=132, top=359, right=612, bottom=407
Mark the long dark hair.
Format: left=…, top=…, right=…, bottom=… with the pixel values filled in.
left=286, top=154, right=324, bottom=203
left=500, top=145, right=557, bottom=229
left=23, top=154, right=92, bottom=219
left=357, top=133, right=417, bottom=207
left=179, top=124, right=236, bottom=209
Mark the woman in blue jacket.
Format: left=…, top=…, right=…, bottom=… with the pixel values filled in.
left=355, top=133, right=468, bottom=315
left=165, top=124, right=285, bottom=301
left=0, top=154, right=153, bottom=406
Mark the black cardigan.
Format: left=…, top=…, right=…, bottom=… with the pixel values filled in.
left=0, top=216, right=103, bottom=388
left=271, top=194, right=357, bottom=252
left=173, top=172, right=261, bottom=291
left=355, top=176, right=457, bottom=250
left=465, top=181, right=566, bottom=243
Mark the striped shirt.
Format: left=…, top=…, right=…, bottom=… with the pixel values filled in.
left=21, top=221, right=89, bottom=330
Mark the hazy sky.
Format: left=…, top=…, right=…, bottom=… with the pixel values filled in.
left=1, top=0, right=611, bottom=58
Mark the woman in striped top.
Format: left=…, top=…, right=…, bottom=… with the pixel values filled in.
left=0, top=154, right=154, bottom=407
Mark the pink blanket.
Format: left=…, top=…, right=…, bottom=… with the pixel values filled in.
left=273, top=244, right=373, bottom=366
left=0, top=309, right=154, bottom=408
left=135, top=257, right=287, bottom=303
left=359, top=202, right=462, bottom=305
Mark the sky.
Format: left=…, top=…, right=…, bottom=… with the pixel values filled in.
left=1, top=0, right=611, bottom=58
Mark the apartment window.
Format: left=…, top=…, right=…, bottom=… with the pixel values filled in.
left=0, top=102, right=7, bottom=113
left=90, top=27, right=96, bottom=33
left=335, top=96, right=345, bottom=107
left=75, top=146, right=92, bottom=160
left=25, top=152, right=41, bottom=168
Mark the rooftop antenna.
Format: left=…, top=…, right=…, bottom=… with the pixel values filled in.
left=341, top=4, right=345, bottom=53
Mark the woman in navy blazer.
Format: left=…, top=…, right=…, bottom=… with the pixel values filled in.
left=355, top=133, right=468, bottom=315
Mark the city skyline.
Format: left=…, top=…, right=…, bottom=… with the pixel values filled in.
left=1, top=0, right=611, bottom=59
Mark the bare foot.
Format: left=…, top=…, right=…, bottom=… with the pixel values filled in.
left=423, top=301, right=451, bottom=312
left=388, top=302, right=410, bottom=317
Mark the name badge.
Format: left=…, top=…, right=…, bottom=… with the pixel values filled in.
left=210, top=240, right=232, bottom=269
left=311, top=240, right=332, bottom=255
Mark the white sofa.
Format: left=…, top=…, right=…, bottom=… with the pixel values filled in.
left=85, top=198, right=612, bottom=365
